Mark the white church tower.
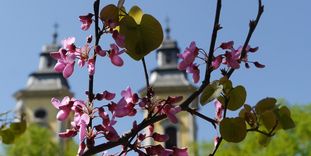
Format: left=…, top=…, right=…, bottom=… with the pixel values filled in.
left=13, top=25, right=73, bottom=136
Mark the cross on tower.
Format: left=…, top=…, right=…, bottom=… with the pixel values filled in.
left=52, top=23, right=58, bottom=44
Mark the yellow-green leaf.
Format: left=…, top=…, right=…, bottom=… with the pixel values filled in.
left=120, top=14, right=163, bottom=60
left=227, top=85, right=247, bottom=111
left=220, top=117, right=247, bottom=143
left=261, top=110, right=277, bottom=131
left=0, top=128, right=15, bottom=144
left=257, top=133, right=271, bottom=147
left=277, top=106, right=295, bottom=130
left=10, top=120, right=27, bottom=135
left=200, top=81, right=223, bottom=105
left=128, top=6, right=143, bottom=24
left=100, top=4, right=120, bottom=23
left=255, top=98, right=277, bottom=114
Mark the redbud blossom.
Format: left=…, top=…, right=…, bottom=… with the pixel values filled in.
left=50, top=49, right=76, bottom=78
left=51, top=96, right=73, bottom=121
left=109, top=44, right=124, bottom=67
left=177, top=41, right=199, bottom=70
left=79, top=13, right=93, bottom=31
left=112, top=30, right=125, bottom=48
left=186, top=64, right=200, bottom=83
left=152, top=132, right=169, bottom=142
left=172, top=147, right=189, bottom=156
left=220, top=41, right=234, bottom=50
left=61, top=37, right=76, bottom=53
left=214, top=100, right=223, bottom=122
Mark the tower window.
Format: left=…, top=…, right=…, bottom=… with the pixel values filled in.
left=34, top=109, right=47, bottom=119
left=164, top=126, right=177, bottom=149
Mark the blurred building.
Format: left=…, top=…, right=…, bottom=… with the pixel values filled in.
left=140, top=24, right=198, bottom=153
left=13, top=27, right=73, bottom=155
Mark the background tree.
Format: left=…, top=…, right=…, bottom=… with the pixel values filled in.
left=4, top=124, right=78, bottom=156
left=195, top=103, right=311, bottom=156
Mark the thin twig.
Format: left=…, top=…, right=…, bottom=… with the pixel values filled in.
left=227, top=0, right=264, bottom=78
left=142, top=57, right=150, bottom=89
left=186, top=108, right=217, bottom=129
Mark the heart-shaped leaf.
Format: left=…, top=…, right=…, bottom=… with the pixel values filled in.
left=120, top=14, right=163, bottom=60
left=255, top=98, right=277, bottom=114
left=128, top=6, right=143, bottom=24
left=100, top=4, right=120, bottom=23
left=220, top=117, right=247, bottom=143
left=227, top=85, right=247, bottom=111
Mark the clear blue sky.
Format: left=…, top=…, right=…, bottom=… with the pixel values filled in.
left=1, top=0, right=310, bottom=152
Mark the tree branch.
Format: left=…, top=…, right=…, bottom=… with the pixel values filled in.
left=226, top=0, right=264, bottom=78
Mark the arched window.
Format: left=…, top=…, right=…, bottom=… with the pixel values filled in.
left=164, top=126, right=177, bottom=149
left=34, top=109, right=47, bottom=119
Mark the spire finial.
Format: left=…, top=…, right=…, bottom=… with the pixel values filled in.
left=52, top=23, right=58, bottom=44
left=165, top=17, right=171, bottom=39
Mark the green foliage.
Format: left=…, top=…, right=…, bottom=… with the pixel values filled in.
left=220, top=117, right=247, bottom=143
left=197, top=104, right=309, bottom=156
left=227, top=85, right=247, bottom=111
left=4, top=124, right=78, bottom=156
left=100, top=4, right=164, bottom=61
left=200, top=81, right=223, bottom=105
left=0, top=115, right=27, bottom=144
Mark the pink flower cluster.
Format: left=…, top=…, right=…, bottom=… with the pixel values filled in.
left=178, top=42, right=200, bottom=83
left=212, top=41, right=265, bottom=70
left=50, top=36, right=125, bottom=78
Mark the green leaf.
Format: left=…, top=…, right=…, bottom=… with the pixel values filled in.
left=10, top=120, right=27, bottom=135
left=257, top=133, right=271, bottom=147
left=120, top=14, right=163, bottom=60
left=227, top=85, right=247, bottom=111
left=277, top=106, right=295, bottom=130
left=220, top=117, right=247, bottom=143
left=100, top=4, right=120, bottom=23
left=261, top=110, right=277, bottom=131
left=128, top=6, right=143, bottom=24
left=255, top=98, right=277, bottom=114
left=219, top=77, right=233, bottom=94
left=200, top=81, right=223, bottom=105
left=0, top=128, right=15, bottom=144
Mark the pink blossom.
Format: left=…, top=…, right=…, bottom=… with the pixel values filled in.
left=58, top=129, right=77, bottom=138
left=212, top=55, right=223, bottom=70
left=152, top=132, right=169, bottom=142
left=162, top=105, right=181, bottom=124
left=172, top=147, right=189, bottom=156
left=253, top=61, right=265, bottom=68
left=112, top=30, right=125, bottom=48
left=109, top=44, right=124, bottom=67
left=79, top=113, right=90, bottom=142
left=214, top=100, right=223, bottom=122
left=224, top=49, right=241, bottom=69
left=214, top=136, right=220, bottom=147
left=121, top=86, right=138, bottom=104
left=78, top=142, right=86, bottom=156
left=76, top=44, right=91, bottom=67
left=177, top=41, right=199, bottom=70
left=186, top=64, right=200, bottom=83
left=50, top=49, right=76, bottom=78
left=95, top=45, right=106, bottom=57
left=109, top=98, right=136, bottom=118
left=61, top=37, right=76, bottom=52
left=146, top=145, right=173, bottom=156
left=86, top=35, right=93, bottom=44
left=220, top=41, right=234, bottom=50
left=87, top=58, right=95, bottom=75
left=79, top=13, right=93, bottom=31
left=51, top=96, right=73, bottom=121
left=96, top=90, right=116, bottom=101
